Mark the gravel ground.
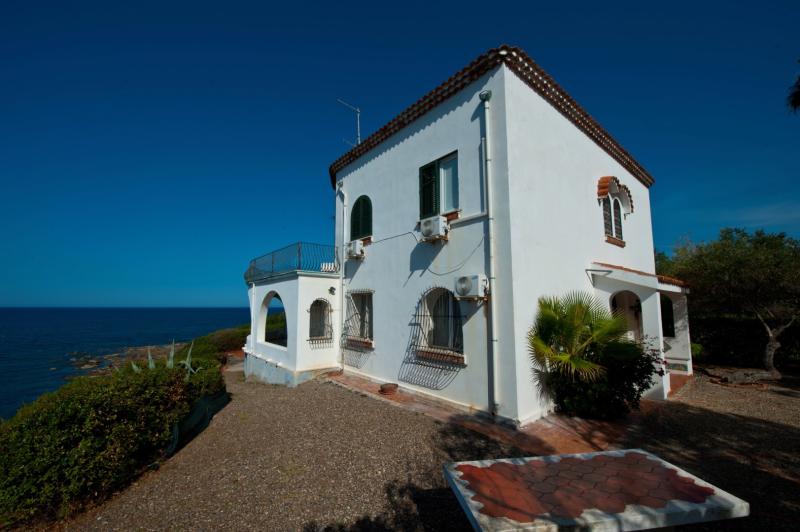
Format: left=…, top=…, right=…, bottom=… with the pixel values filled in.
left=60, top=366, right=799, bottom=531
left=62, top=368, right=523, bottom=531
left=628, top=369, right=800, bottom=530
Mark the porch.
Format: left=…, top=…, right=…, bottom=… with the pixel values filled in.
left=588, top=262, right=693, bottom=399
left=243, top=242, right=342, bottom=386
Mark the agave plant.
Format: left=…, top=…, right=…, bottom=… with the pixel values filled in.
left=147, top=348, right=156, bottom=370
left=528, top=291, right=629, bottom=382
left=179, top=340, right=201, bottom=381
left=130, top=361, right=142, bottom=373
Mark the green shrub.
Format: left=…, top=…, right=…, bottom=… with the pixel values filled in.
left=528, top=291, right=661, bottom=420
left=542, top=341, right=662, bottom=419
left=0, top=362, right=224, bottom=526
left=176, top=324, right=249, bottom=363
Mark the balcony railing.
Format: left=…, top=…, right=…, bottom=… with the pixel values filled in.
left=244, top=242, right=339, bottom=284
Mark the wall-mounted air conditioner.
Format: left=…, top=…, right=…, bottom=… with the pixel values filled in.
left=420, top=215, right=449, bottom=242
left=346, top=239, right=365, bottom=260
left=455, top=274, right=487, bottom=300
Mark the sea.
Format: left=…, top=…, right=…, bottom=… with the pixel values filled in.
left=0, top=307, right=250, bottom=419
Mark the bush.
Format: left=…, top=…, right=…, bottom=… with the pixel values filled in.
left=543, top=341, right=662, bottom=419
left=0, top=361, right=224, bottom=527
left=176, top=324, right=249, bottom=364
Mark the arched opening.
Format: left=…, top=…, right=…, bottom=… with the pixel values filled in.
left=610, top=290, right=643, bottom=343
left=350, top=195, right=372, bottom=241
left=309, top=298, right=332, bottom=340
left=259, top=292, right=287, bottom=347
left=660, top=294, right=676, bottom=338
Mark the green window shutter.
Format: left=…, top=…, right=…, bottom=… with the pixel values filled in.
left=351, top=201, right=361, bottom=240
left=362, top=197, right=372, bottom=237
left=351, top=196, right=372, bottom=240
left=419, top=162, right=439, bottom=218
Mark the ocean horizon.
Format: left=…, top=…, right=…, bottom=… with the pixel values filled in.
left=0, top=307, right=250, bottom=419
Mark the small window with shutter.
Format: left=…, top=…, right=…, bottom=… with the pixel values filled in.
left=350, top=196, right=372, bottom=240
left=419, top=152, right=458, bottom=219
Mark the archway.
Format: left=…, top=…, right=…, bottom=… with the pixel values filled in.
left=610, top=290, right=643, bottom=342
left=259, top=291, right=288, bottom=347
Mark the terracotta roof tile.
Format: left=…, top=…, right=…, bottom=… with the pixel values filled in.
left=597, top=175, right=635, bottom=213
left=329, top=45, right=655, bottom=188
left=594, top=261, right=688, bottom=288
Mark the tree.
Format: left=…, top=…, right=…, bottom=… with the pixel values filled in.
left=789, top=60, right=800, bottom=112
left=527, top=291, right=628, bottom=381
left=671, top=229, right=800, bottom=375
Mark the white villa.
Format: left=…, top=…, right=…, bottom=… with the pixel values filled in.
left=243, top=45, right=692, bottom=427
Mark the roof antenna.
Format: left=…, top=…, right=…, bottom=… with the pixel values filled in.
left=336, top=98, right=361, bottom=147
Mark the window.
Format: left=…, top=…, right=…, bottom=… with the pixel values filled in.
left=598, top=176, right=632, bottom=244
left=309, top=299, right=332, bottom=340
left=612, top=198, right=623, bottom=241
left=661, top=295, right=675, bottom=338
left=426, top=289, right=463, bottom=353
left=419, top=152, right=458, bottom=218
left=345, top=292, right=373, bottom=341
left=350, top=196, right=372, bottom=240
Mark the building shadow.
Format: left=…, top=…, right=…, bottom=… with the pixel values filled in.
left=304, top=395, right=800, bottom=531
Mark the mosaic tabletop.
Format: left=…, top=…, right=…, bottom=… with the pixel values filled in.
left=444, top=449, right=749, bottom=531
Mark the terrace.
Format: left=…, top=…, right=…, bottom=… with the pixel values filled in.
left=243, top=242, right=339, bottom=284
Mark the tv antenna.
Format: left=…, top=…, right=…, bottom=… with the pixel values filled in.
left=337, top=98, right=361, bottom=147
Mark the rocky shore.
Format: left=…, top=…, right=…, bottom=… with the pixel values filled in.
left=68, top=342, right=189, bottom=377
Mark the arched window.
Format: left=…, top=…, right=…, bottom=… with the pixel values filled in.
left=309, top=299, right=332, bottom=340
left=597, top=176, right=633, bottom=244
left=350, top=196, right=372, bottom=241
left=660, top=294, right=675, bottom=338
left=421, top=288, right=463, bottom=354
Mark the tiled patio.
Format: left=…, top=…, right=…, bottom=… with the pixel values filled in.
left=327, top=371, right=648, bottom=455
left=445, top=450, right=749, bottom=530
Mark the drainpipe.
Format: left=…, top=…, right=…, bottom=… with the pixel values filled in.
left=336, top=182, right=348, bottom=366
left=480, top=89, right=499, bottom=417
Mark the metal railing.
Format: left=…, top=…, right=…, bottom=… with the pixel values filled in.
left=244, top=242, right=339, bottom=284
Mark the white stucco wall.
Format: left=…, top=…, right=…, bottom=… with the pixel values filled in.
left=247, top=273, right=340, bottom=373
left=333, top=67, right=514, bottom=416
left=500, top=66, right=662, bottom=420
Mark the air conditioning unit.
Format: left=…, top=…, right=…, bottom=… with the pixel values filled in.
left=420, top=215, right=449, bottom=242
left=455, top=274, right=487, bottom=300
left=346, top=239, right=365, bottom=260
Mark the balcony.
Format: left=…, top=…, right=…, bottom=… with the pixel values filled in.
left=244, top=242, right=339, bottom=284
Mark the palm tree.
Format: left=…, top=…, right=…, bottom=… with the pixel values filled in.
left=789, top=60, right=800, bottom=112
left=528, top=291, right=630, bottom=382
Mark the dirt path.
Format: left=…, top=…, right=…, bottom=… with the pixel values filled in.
left=63, top=368, right=522, bottom=531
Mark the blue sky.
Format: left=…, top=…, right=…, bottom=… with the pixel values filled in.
left=0, top=1, right=797, bottom=307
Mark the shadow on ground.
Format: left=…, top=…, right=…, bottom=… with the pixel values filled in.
left=303, top=422, right=527, bottom=531
left=627, top=403, right=800, bottom=530
left=306, top=378, right=800, bottom=531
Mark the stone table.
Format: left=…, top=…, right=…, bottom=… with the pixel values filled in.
left=444, top=449, right=749, bottom=531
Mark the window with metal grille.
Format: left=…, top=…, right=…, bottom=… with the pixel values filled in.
left=419, top=152, right=458, bottom=218
left=427, top=289, right=463, bottom=352
left=345, top=292, right=373, bottom=340
left=309, top=299, right=332, bottom=340
left=350, top=196, right=372, bottom=240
